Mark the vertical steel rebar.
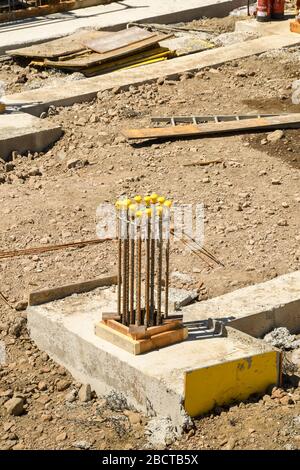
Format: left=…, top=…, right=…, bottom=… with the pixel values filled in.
left=125, top=214, right=130, bottom=325
left=164, top=238, right=170, bottom=318
left=157, top=212, right=163, bottom=325
left=117, top=211, right=122, bottom=319
left=129, top=214, right=135, bottom=325
left=136, top=219, right=142, bottom=327
left=121, top=208, right=127, bottom=324
left=145, top=214, right=151, bottom=327
left=150, top=210, right=156, bottom=326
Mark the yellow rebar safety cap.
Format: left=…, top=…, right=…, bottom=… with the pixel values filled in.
left=134, top=195, right=142, bottom=204
left=144, top=195, right=151, bottom=206
left=150, top=193, right=158, bottom=204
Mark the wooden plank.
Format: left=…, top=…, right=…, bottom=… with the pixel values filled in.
left=95, top=322, right=139, bottom=355
left=138, top=328, right=188, bottom=354
left=102, top=318, right=183, bottom=340
left=82, top=27, right=155, bottom=54
left=29, top=274, right=117, bottom=306
left=104, top=319, right=131, bottom=337
left=9, top=31, right=110, bottom=59
left=43, top=37, right=171, bottom=69
left=122, top=114, right=300, bottom=140
left=95, top=321, right=188, bottom=355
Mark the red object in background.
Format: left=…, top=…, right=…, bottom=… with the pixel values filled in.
left=256, top=0, right=272, bottom=21
left=271, top=0, right=285, bottom=19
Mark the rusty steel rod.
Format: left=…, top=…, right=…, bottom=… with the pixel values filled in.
left=157, top=213, right=163, bottom=325
left=121, top=210, right=128, bottom=324
left=129, top=216, right=135, bottom=325
left=150, top=213, right=156, bottom=326
left=125, top=232, right=130, bottom=325
left=145, top=215, right=151, bottom=327
left=117, top=215, right=122, bottom=318
left=164, top=237, right=170, bottom=318
left=136, top=222, right=142, bottom=326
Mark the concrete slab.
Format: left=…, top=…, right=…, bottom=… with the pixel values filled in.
left=27, top=283, right=280, bottom=426
left=0, top=112, right=62, bottom=160
left=0, top=0, right=249, bottom=55
left=183, top=271, right=300, bottom=338
left=4, top=32, right=300, bottom=117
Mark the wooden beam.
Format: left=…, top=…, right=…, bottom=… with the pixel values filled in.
left=29, top=274, right=117, bottom=306
left=122, top=114, right=300, bottom=141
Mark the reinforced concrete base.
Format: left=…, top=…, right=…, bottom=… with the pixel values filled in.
left=27, top=280, right=282, bottom=427
left=0, top=112, right=62, bottom=160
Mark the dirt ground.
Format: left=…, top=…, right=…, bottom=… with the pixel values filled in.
left=0, top=16, right=300, bottom=450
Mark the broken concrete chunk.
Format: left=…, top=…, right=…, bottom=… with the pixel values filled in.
left=264, top=327, right=298, bottom=350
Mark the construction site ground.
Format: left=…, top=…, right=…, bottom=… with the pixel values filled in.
left=0, top=16, right=300, bottom=450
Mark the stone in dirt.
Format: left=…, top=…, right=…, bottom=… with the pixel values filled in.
left=56, top=379, right=71, bottom=391
left=56, top=432, right=67, bottom=442
left=4, top=397, right=24, bottom=416
left=65, top=389, right=77, bottom=403
left=123, top=410, right=141, bottom=425
left=78, top=384, right=92, bottom=402
left=66, top=158, right=88, bottom=169
left=267, top=130, right=284, bottom=142
left=72, top=440, right=92, bottom=450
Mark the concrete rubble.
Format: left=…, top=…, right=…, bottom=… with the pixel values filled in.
left=264, top=328, right=300, bottom=350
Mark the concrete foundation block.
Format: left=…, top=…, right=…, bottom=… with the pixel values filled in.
left=27, top=283, right=281, bottom=427
left=0, top=112, right=62, bottom=160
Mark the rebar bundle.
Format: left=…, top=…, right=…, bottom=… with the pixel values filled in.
left=116, top=194, right=172, bottom=328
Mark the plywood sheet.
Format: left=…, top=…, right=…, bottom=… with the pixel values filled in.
left=9, top=30, right=111, bottom=59
left=83, top=26, right=155, bottom=53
